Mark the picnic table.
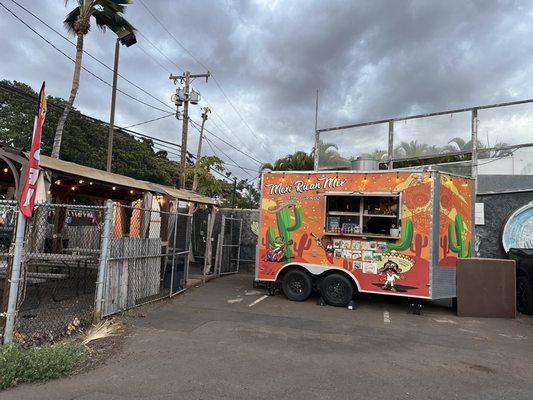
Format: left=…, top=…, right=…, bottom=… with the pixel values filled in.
left=26, top=252, right=99, bottom=298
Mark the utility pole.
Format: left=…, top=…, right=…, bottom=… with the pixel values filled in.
left=170, top=71, right=210, bottom=188
left=107, top=39, right=120, bottom=172
left=313, top=89, right=319, bottom=171
left=231, top=177, right=237, bottom=208
left=192, top=107, right=211, bottom=193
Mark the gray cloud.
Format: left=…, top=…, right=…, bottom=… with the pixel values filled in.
left=1, top=0, right=533, bottom=178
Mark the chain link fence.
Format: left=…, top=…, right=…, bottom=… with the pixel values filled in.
left=101, top=203, right=192, bottom=317
left=2, top=199, right=245, bottom=345
left=15, top=203, right=104, bottom=345
left=218, top=216, right=242, bottom=275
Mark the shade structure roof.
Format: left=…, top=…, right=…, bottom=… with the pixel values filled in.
left=39, top=154, right=217, bottom=205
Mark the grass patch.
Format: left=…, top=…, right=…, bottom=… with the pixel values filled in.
left=0, top=342, right=86, bottom=390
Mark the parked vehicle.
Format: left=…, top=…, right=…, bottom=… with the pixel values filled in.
left=255, top=170, right=473, bottom=306
left=509, top=248, right=533, bottom=314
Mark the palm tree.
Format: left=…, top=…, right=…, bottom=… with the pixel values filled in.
left=261, top=151, right=314, bottom=171
left=394, top=140, right=430, bottom=157
left=315, top=140, right=348, bottom=167
left=51, top=0, right=135, bottom=159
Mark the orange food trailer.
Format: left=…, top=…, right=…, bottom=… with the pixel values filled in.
left=255, top=170, right=473, bottom=306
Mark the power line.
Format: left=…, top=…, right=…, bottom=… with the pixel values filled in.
left=0, top=81, right=180, bottom=150
left=136, top=0, right=270, bottom=152
left=122, top=113, right=174, bottom=129
left=8, top=0, right=175, bottom=114
left=203, top=135, right=254, bottom=178
left=0, top=1, right=172, bottom=114
left=190, top=119, right=263, bottom=165
left=0, top=81, right=239, bottom=183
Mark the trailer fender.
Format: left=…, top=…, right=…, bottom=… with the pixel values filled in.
left=274, top=263, right=362, bottom=292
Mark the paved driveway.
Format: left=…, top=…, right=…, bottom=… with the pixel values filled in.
left=5, top=274, right=533, bottom=400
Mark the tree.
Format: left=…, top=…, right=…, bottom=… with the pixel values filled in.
left=394, top=140, right=429, bottom=157
left=52, top=0, right=135, bottom=159
left=261, top=151, right=314, bottom=171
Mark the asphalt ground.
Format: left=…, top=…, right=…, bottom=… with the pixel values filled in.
left=4, top=273, right=533, bottom=400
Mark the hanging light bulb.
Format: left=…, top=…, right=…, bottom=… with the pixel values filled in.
left=307, top=175, right=311, bottom=183
left=363, top=174, right=367, bottom=183
left=395, top=173, right=400, bottom=182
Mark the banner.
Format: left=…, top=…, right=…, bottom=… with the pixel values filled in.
left=19, top=82, right=47, bottom=218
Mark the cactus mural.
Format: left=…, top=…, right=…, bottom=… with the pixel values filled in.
left=266, top=205, right=303, bottom=262
left=410, top=233, right=428, bottom=258
left=440, top=235, right=450, bottom=257
left=448, top=214, right=471, bottom=258
left=294, top=233, right=312, bottom=258
left=386, top=220, right=413, bottom=252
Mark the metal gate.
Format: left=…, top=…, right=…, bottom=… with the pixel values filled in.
left=102, top=204, right=192, bottom=317
left=217, top=215, right=242, bottom=275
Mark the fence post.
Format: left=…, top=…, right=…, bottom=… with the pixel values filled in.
left=471, top=108, right=478, bottom=257
left=388, top=120, right=394, bottom=170
left=3, top=212, right=27, bottom=344
left=93, top=199, right=113, bottom=323
left=168, top=207, right=179, bottom=296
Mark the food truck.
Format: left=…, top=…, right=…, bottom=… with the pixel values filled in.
left=255, top=170, right=473, bottom=306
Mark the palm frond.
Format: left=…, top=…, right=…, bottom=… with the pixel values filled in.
left=82, top=318, right=124, bottom=345
left=64, top=6, right=81, bottom=34
left=92, top=9, right=135, bottom=33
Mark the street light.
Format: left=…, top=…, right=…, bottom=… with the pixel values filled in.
left=107, top=29, right=137, bottom=172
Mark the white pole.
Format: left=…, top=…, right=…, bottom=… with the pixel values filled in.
left=93, top=199, right=114, bottom=322
left=3, top=211, right=27, bottom=344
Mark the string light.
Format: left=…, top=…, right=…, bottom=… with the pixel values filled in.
left=129, top=190, right=134, bottom=194
left=71, top=186, right=76, bottom=191
left=47, top=190, right=51, bottom=195
left=55, top=180, right=61, bottom=185
left=79, top=179, right=84, bottom=184
left=89, top=182, right=93, bottom=185
left=112, top=186, right=116, bottom=191
left=2, top=167, right=8, bottom=173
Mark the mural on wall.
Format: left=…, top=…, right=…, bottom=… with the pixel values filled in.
left=438, top=175, right=473, bottom=266
left=502, top=202, right=533, bottom=252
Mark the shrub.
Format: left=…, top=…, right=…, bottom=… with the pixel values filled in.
left=0, top=343, right=86, bottom=390
left=0, top=344, right=25, bottom=390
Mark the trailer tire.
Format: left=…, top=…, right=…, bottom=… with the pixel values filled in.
left=517, top=275, right=533, bottom=315
left=281, top=269, right=313, bottom=302
left=320, top=273, right=354, bottom=307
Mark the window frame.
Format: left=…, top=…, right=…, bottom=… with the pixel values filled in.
left=323, top=191, right=402, bottom=239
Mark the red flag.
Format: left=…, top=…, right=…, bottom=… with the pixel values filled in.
left=19, top=82, right=47, bottom=218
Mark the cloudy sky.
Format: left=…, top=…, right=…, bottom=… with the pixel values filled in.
left=1, top=0, right=533, bottom=179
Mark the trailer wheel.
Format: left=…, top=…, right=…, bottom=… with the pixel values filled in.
left=517, top=275, right=533, bottom=315
left=282, top=269, right=312, bottom=302
left=320, top=273, right=354, bottom=307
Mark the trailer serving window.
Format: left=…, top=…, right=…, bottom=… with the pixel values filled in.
left=324, top=192, right=401, bottom=239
